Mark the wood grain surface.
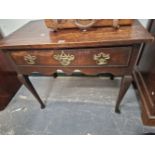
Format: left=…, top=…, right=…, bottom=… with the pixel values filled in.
left=0, top=20, right=153, bottom=50
left=0, top=19, right=153, bottom=111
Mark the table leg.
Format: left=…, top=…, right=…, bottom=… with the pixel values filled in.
left=53, top=72, right=58, bottom=78
left=17, top=74, right=45, bottom=109
left=115, top=75, right=132, bottom=113
left=110, top=75, right=114, bottom=80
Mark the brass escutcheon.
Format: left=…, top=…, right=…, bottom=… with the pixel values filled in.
left=24, top=54, right=37, bottom=65
left=93, top=52, right=110, bottom=65
left=53, top=51, right=75, bottom=66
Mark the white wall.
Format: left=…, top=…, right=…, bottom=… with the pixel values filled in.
left=0, top=19, right=149, bottom=37
left=0, top=19, right=32, bottom=37
left=138, top=19, right=149, bottom=27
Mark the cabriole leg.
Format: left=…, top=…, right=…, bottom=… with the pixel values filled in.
left=115, top=75, right=133, bottom=113
left=17, top=74, right=45, bottom=109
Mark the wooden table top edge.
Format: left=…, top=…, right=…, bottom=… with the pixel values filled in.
left=0, top=19, right=153, bottom=50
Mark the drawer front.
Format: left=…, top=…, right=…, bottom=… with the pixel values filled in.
left=10, top=47, right=132, bottom=67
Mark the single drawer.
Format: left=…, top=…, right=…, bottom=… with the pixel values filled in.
left=10, top=46, right=132, bottom=67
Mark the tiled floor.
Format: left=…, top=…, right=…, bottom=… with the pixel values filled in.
left=0, top=76, right=155, bottom=135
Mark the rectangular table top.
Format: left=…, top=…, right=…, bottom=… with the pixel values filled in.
left=0, top=20, right=153, bottom=50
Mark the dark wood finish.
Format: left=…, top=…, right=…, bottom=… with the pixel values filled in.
left=0, top=20, right=152, bottom=50
left=133, top=19, right=155, bottom=126
left=0, top=20, right=153, bottom=110
left=0, top=31, right=21, bottom=110
left=133, top=68, right=155, bottom=125
left=10, top=47, right=132, bottom=66
left=0, top=72, right=21, bottom=110
left=0, top=30, right=14, bottom=72
left=0, top=52, right=14, bottom=71
left=115, top=75, right=133, bottom=113
left=17, top=74, right=45, bottom=109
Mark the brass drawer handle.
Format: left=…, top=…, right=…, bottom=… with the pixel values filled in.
left=93, top=52, right=110, bottom=65
left=53, top=51, right=75, bottom=66
left=24, top=54, right=37, bottom=64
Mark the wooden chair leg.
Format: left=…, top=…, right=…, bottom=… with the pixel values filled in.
left=17, top=74, right=45, bottom=109
left=115, top=75, right=133, bottom=113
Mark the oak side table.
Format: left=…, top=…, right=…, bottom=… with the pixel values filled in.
left=0, top=20, right=153, bottom=113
